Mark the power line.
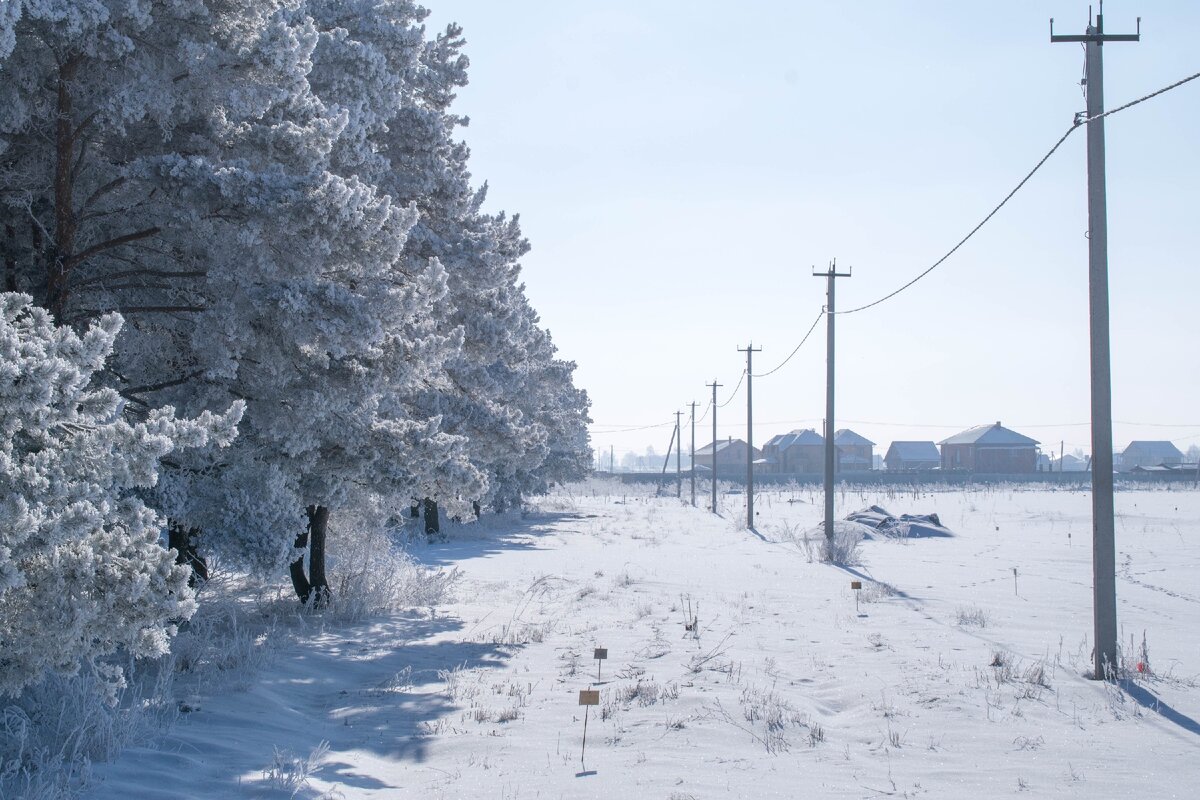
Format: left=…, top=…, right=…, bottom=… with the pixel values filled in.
left=751, top=309, right=825, bottom=378
left=589, top=420, right=674, bottom=434
left=619, top=415, right=1200, bottom=432
left=836, top=68, right=1200, bottom=317
left=1115, top=419, right=1200, bottom=428
left=1089, top=68, right=1200, bottom=124
left=601, top=75, right=1200, bottom=454
left=836, top=124, right=1078, bottom=315
left=716, top=370, right=745, bottom=408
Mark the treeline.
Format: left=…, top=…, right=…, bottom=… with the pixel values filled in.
left=0, top=1, right=591, bottom=697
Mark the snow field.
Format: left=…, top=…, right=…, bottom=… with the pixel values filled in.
left=86, top=482, right=1200, bottom=798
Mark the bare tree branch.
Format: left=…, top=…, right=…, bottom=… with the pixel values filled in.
left=120, top=370, right=204, bottom=400
left=65, top=304, right=206, bottom=324
left=63, top=226, right=161, bottom=270
left=74, top=267, right=206, bottom=288
left=81, top=177, right=125, bottom=211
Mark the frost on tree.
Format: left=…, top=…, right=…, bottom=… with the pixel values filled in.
left=0, top=0, right=591, bottom=602
left=0, top=295, right=242, bottom=696
left=348, top=16, right=593, bottom=512
left=0, top=1, right=468, bottom=585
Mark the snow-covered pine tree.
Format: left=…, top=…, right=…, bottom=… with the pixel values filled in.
left=1, top=0, right=590, bottom=602
left=361, top=19, right=592, bottom=518
left=0, top=293, right=242, bottom=697
left=0, top=1, right=323, bottom=579
left=1, top=1, right=477, bottom=597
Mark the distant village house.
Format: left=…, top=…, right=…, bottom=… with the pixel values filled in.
left=834, top=429, right=874, bottom=472
left=761, top=429, right=824, bottom=474
left=693, top=438, right=761, bottom=476
left=939, top=422, right=1039, bottom=473
left=1120, top=441, right=1183, bottom=471
left=884, top=441, right=941, bottom=471
left=1051, top=453, right=1089, bottom=472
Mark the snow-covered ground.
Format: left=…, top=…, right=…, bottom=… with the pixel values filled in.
left=87, top=482, right=1200, bottom=798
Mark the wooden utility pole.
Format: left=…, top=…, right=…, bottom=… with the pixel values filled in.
left=738, top=344, right=762, bottom=529
left=707, top=380, right=721, bottom=514
left=813, top=260, right=851, bottom=542
left=1052, top=3, right=1139, bottom=679
left=689, top=401, right=698, bottom=507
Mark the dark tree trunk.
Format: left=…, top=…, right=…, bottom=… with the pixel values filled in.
left=47, top=55, right=81, bottom=322
left=423, top=498, right=440, bottom=537
left=288, top=527, right=311, bottom=602
left=289, top=505, right=331, bottom=606
left=472, top=500, right=482, bottom=519
left=410, top=501, right=421, bottom=518
left=167, top=521, right=208, bottom=586
left=306, top=505, right=330, bottom=606
left=4, top=224, right=17, bottom=292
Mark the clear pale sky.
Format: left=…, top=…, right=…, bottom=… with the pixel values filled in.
left=425, top=1, right=1200, bottom=462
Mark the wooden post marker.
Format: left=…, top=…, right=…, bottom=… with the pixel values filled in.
left=850, top=580, right=862, bottom=614
left=579, top=688, right=600, bottom=768
left=593, top=647, right=608, bottom=681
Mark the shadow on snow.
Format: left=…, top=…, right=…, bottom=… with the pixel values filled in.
left=411, top=510, right=590, bottom=568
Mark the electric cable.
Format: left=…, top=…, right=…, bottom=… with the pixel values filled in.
left=836, top=69, right=1200, bottom=316
left=716, top=370, right=745, bottom=408
left=751, top=309, right=826, bottom=378
left=590, top=420, right=675, bottom=434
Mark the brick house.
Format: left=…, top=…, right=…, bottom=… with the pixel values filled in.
left=693, top=438, right=761, bottom=477
left=939, top=422, right=1039, bottom=473
left=834, top=429, right=875, bottom=472
left=1121, top=441, right=1183, bottom=471
left=761, top=429, right=824, bottom=474
left=884, top=441, right=941, bottom=471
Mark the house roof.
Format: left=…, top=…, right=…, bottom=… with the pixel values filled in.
left=764, top=429, right=824, bottom=449
left=938, top=422, right=1039, bottom=447
left=1122, top=440, right=1183, bottom=459
left=1052, top=453, right=1088, bottom=470
left=886, top=441, right=940, bottom=461
left=694, top=439, right=746, bottom=456
left=834, top=428, right=875, bottom=446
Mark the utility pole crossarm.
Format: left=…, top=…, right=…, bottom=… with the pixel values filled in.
left=1050, top=13, right=1140, bottom=43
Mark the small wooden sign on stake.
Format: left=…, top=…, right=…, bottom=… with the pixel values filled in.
left=850, top=580, right=862, bottom=614
left=593, top=647, right=608, bottom=681
left=579, top=688, right=599, bottom=767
